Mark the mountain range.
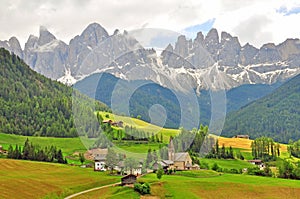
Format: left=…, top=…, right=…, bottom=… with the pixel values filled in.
left=1, top=23, right=300, bottom=91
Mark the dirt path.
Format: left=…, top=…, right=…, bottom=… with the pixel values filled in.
left=64, top=182, right=121, bottom=199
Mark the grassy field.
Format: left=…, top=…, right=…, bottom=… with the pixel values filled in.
left=218, top=136, right=288, bottom=152
left=200, top=158, right=254, bottom=170
left=138, top=172, right=300, bottom=199
left=73, top=186, right=140, bottom=199
left=0, top=133, right=94, bottom=164
left=0, top=159, right=120, bottom=199
left=99, top=111, right=180, bottom=143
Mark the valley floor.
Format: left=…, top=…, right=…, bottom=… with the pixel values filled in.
left=2, top=158, right=300, bottom=199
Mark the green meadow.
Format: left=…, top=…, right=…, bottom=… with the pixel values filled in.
left=0, top=159, right=120, bottom=199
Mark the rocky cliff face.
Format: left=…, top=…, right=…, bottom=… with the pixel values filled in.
left=1, top=23, right=300, bottom=90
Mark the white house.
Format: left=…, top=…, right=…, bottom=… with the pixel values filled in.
left=94, top=154, right=107, bottom=171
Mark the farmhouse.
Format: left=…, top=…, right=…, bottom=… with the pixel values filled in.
left=111, top=121, right=124, bottom=128
left=248, top=159, right=265, bottom=170
left=115, top=160, right=143, bottom=175
left=232, top=135, right=250, bottom=139
left=121, top=174, right=137, bottom=185
left=102, top=120, right=124, bottom=127
left=94, top=153, right=107, bottom=171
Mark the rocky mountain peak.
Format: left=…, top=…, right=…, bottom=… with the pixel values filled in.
left=194, top=31, right=204, bottom=46
left=204, top=28, right=219, bottom=61
left=260, top=43, right=276, bottom=50
left=165, top=44, right=174, bottom=52
left=174, top=35, right=189, bottom=57
left=218, top=31, right=241, bottom=66
left=277, top=38, right=300, bottom=60
left=8, top=37, right=23, bottom=58
left=205, top=28, right=219, bottom=44
left=25, top=35, right=38, bottom=50
left=38, top=26, right=56, bottom=46
left=80, top=23, right=109, bottom=46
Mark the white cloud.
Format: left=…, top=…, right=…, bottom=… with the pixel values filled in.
left=0, top=0, right=299, bottom=48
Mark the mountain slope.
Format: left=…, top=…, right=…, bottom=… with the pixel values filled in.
left=222, top=74, right=300, bottom=143
left=0, top=48, right=109, bottom=137
left=74, top=72, right=281, bottom=129
left=74, top=73, right=182, bottom=128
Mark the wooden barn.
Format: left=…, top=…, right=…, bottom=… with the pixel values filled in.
left=121, top=174, right=137, bottom=185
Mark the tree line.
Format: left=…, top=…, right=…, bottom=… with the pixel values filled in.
left=205, top=140, right=234, bottom=159
left=288, top=139, right=300, bottom=158
left=251, top=136, right=280, bottom=161
left=7, top=138, right=67, bottom=164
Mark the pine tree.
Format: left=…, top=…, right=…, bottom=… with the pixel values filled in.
left=221, top=144, right=226, bottom=159
left=57, top=149, right=64, bottom=163
left=146, top=149, right=153, bottom=167
left=152, top=150, right=158, bottom=162
left=7, top=145, right=13, bottom=158
left=22, top=138, right=30, bottom=160
left=79, top=153, right=85, bottom=165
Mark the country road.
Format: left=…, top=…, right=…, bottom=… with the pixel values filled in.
left=64, top=182, right=121, bottom=199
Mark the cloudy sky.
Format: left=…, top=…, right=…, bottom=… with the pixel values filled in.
left=1, top=0, right=300, bottom=48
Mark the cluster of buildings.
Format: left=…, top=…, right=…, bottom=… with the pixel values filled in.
left=91, top=138, right=200, bottom=174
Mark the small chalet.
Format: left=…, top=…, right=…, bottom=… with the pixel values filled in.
left=102, top=120, right=124, bottom=127
left=232, top=135, right=250, bottom=139
left=111, top=121, right=124, bottom=128
left=121, top=174, right=137, bottom=185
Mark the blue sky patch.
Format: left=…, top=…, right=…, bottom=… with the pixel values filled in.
left=183, top=18, right=215, bottom=39
left=277, top=6, right=300, bottom=16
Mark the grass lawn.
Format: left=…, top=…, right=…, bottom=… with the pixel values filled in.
left=0, top=133, right=94, bottom=164
left=113, top=142, right=163, bottom=154
left=200, top=158, right=254, bottom=170
left=137, top=172, right=300, bottom=199
left=73, top=186, right=140, bottom=199
left=0, top=159, right=120, bottom=199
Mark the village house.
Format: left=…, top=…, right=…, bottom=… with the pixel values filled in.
left=102, top=120, right=124, bottom=127
left=232, top=135, right=250, bottom=139
left=87, top=148, right=108, bottom=171
left=115, top=160, right=143, bottom=175
left=121, top=174, right=137, bottom=185
left=94, top=154, right=107, bottom=171
left=248, top=159, right=265, bottom=170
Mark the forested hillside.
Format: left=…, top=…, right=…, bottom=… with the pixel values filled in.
left=75, top=72, right=281, bottom=129
left=0, top=48, right=109, bottom=137
left=222, top=74, right=300, bottom=143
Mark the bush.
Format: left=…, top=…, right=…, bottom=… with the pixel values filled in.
left=134, top=182, right=150, bottom=195
left=217, top=167, right=223, bottom=172
left=200, top=161, right=209, bottom=170
left=212, top=163, right=219, bottom=171
left=247, top=167, right=264, bottom=176
left=157, top=168, right=163, bottom=179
